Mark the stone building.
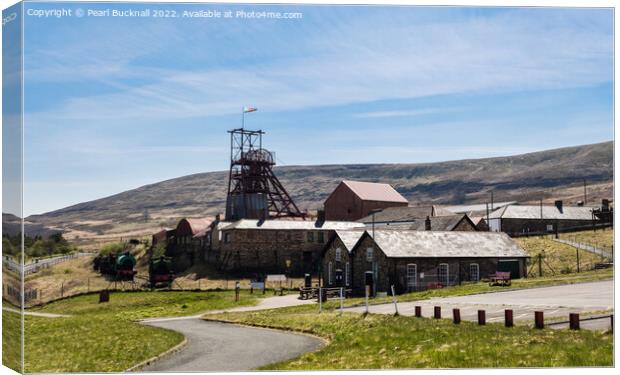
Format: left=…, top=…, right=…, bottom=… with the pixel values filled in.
left=324, top=180, right=408, bottom=221
left=321, top=229, right=365, bottom=289
left=323, top=229, right=528, bottom=295
left=357, top=205, right=454, bottom=225
left=165, top=217, right=214, bottom=271
left=213, top=219, right=365, bottom=276
left=487, top=201, right=597, bottom=236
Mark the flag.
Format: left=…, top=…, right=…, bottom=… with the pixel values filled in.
left=243, top=106, right=257, bottom=113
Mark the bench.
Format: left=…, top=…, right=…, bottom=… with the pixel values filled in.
left=489, top=271, right=512, bottom=286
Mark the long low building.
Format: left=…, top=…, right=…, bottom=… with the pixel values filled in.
left=487, top=200, right=597, bottom=236
left=322, top=229, right=528, bottom=296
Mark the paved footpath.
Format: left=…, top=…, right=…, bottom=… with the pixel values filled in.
left=139, top=294, right=321, bottom=371
left=345, top=281, right=614, bottom=331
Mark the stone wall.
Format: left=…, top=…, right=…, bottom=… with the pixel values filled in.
left=217, top=228, right=332, bottom=276
left=500, top=218, right=595, bottom=236
left=321, top=236, right=353, bottom=288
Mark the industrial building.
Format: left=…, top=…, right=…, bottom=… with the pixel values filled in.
left=322, top=229, right=528, bottom=295
left=487, top=200, right=599, bottom=236
left=324, top=180, right=408, bottom=221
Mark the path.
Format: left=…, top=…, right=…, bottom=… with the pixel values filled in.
left=140, top=320, right=323, bottom=371
left=553, top=238, right=613, bottom=260
left=139, top=294, right=321, bottom=371
left=345, top=281, right=614, bottom=331
left=2, top=306, right=69, bottom=318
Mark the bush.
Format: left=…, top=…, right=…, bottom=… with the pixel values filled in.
left=99, top=242, right=126, bottom=255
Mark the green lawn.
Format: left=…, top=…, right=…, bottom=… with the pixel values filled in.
left=206, top=305, right=613, bottom=369
left=2, top=309, right=22, bottom=373
left=24, top=290, right=262, bottom=372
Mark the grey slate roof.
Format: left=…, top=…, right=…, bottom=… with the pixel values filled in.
left=369, top=215, right=472, bottom=231
left=488, top=205, right=595, bottom=220
left=333, top=230, right=366, bottom=252
left=445, top=201, right=517, bottom=214
left=367, top=230, right=527, bottom=258
left=358, top=205, right=454, bottom=224
left=222, top=219, right=366, bottom=231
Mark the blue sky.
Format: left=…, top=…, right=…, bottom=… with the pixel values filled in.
left=20, top=2, right=613, bottom=216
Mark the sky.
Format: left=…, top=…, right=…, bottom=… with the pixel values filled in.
left=17, top=2, right=614, bottom=216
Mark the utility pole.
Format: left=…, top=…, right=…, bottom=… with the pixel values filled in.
left=576, top=247, right=580, bottom=273
left=491, top=191, right=494, bottom=210
left=538, top=253, right=543, bottom=277
left=583, top=179, right=587, bottom=205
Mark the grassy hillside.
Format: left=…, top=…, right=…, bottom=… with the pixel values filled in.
left=21, top=141, right=613, bottom=247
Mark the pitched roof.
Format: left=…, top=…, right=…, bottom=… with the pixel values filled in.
left=364, top=230, right=527, bottom=258
left=445, top=202, right=517, bottom=214
left=333, top=229, right=366, bottom=251
left=378, top=215, right=472, bottom=231
left=222, top=219, right=365, bottom=231
left=488, top=205, right=595, bottom=220
left=341, top=180, right=408, bottom=203
left=358, top=205, right=454, bottom=223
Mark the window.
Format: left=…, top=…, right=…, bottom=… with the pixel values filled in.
left=470, top=263, right=480, bottom=282
left=335, top=247, right=342, bottom=262
left=345, top=262, right=350, bottom=286
left=406, top=264, right=417, bottom=291
left=439, top=263, right=449, bottom=285
left=307, top=232, right=314, bottom=243
left=366, top=248, right=374, bottom=262
left=317, top=231, right=325, bottom=243
left=328, top=261, right=333, bottom=285
left=223, top=232, right=231, bottom=244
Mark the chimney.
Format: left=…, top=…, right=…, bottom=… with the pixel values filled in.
left=425, top=216, right=431, bottom=231
left=317, top=209, right=326, bottom=223
left=555, top=200, right=563, bottom=212
left=215, top=214, right=221, bottom=222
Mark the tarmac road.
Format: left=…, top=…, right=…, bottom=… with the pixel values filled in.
left=346, top=280, right=614, bottom=331
left=140, top=319, right=323, bottom=372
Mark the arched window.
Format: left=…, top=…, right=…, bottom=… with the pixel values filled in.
left=439, top=263, right=449, bottom=285
left=345, top=262, right=350, bottom=286
left=335, top=247, right=342, bottom=262
left=328, top=261, right=333, bottom=285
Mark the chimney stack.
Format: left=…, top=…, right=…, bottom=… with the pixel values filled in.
left=425, top=216, right=432, bottom=231
left=555, top=200, right=563, bottom=212
left=602, top=199, right=610, bottom=212
left=317, top=209, right=326, bottom=223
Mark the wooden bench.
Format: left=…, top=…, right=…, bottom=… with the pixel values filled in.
left=299, top=287, right=318, bottom=300
left=489, top=271, right=511, bottom=286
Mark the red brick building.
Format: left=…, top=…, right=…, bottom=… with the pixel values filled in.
left=324, top=180, right=408, bottom=221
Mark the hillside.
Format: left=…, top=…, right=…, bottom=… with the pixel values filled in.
left=21, top=141, right=613, bottom=248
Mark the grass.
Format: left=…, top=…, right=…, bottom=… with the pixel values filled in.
left=23, top=290, right=262, bottom=372
left=206, top=305, right=613, bottom=369
left=559, top=228, right=614, bottom=250
left=2, top=309, right=22, bottom=373
left=517, top=231, right=612, bottom=275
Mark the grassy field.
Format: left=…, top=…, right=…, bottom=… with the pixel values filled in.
left=24, top=290, right=262, bottom=372
left=206, top=305, right=613, bottom=369
left=2, top=308, right=22, bottom=373
left=559, top=228, right=614, bottom=250
left=517, top=231, right=612, bottom=275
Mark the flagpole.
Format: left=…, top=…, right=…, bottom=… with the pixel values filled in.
left=241, top=106, right=245, bottom=129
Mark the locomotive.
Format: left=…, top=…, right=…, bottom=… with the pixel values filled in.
left=93, top=251, right=137, bottom=281
left=148, top=256, right=175, bottom=288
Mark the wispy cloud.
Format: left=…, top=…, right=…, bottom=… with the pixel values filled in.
left=354, top=108, right=456, bottom=119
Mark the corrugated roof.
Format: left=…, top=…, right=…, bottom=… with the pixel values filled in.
left=368, top=230, right=527, bottom=258
left=222, top=219, right=366, bottom=231
left=488, top=205, right=595, bottom=220
left=358, top=205, right=454, bottom=223
left=341, top=180, right=408, bottom=203
left=179, top=217, right=214, bottom=236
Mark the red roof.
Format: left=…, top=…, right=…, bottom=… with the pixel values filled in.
left=176, top=217, right=214, bottom=237
left=341, top=180, right=408, bottom=203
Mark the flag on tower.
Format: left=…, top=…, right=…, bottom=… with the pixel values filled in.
left=243, top=106, right=257, bottom=113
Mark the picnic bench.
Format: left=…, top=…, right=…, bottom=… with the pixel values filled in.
left=299, top=287, right=352, bottom=300
left=488, top=271, right=511, bottom=286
